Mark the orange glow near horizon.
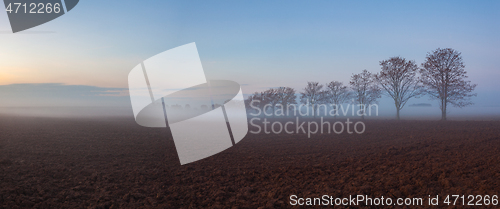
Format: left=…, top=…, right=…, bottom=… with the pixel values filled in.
left=0, top=70, right=17, bottom=85
left=0, top=65, right=127, bottom=88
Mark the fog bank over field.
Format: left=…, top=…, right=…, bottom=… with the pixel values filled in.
left=373, top=92, right=500, bottom=120
left=0, top=83, right=499, bottom=119
left=0, top=83, right=132, bottom=118
left=1, top=98, right=499, bottom=120
left=0, top=83, right=129, bottom=107
left=0, top=107, right=133, bottom=118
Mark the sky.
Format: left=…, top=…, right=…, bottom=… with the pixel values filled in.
left=0, top=0, right=499, bottom=117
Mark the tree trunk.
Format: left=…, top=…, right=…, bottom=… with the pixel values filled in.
left=313, top=105, right=316, bottom=118
left=396, top=108, right=400, bottom=120
left=441, top=100, right=447, bottom=121
left=333, top=102, right=338, bottom=119
left=441, top=106, right=447, bottom=120
left=442, top=79, right=448, bottom=121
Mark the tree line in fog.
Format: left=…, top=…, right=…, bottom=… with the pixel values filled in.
left=244, top=48, right=477, bottom=120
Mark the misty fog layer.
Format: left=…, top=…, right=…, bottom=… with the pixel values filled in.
left=0, top=83, right=499, bottom=119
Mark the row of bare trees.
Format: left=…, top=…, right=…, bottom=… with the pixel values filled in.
left=245, top=48, right=477, bottom=120
left=378, top=48, right=477, bottom=120
left=244, top=87, right=298, bottom=115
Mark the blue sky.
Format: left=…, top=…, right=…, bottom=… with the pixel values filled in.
left=0, top=0, right=499, bottom=116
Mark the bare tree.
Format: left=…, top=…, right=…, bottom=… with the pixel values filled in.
left=245, top=92, right=266, bottom=115
left=376, top=57, right=422, bottom=120
left=350, top=70, right=381, bottom=119
left=324, top=81, right=351, bottom=117
left=300, top=82, right=325, bottom=117
left=274, top=87, right=297, bottom=115
left=420, top=48, right=477, bottom=120
left=262, top=88, right=279, bottom=116
left=245, top=89, right=278, bottom=116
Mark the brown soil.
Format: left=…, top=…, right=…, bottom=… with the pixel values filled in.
left=0, top=116, right=499, bottom=208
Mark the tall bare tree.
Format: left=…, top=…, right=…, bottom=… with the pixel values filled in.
left=376, top=57, right=422, bottom=120
left=350, top=70, right=381, bottom=119
left=324, top=81, right=351, bottom=117
left=245, top=88, right=292, bottom=116
left=274, top=87, right=297, bottom=114
left=420, top=48, right=477, bottom=120
left=300, top=82, right=325, bottom=117
left=245, top=91, right=272, bottom=115
left=262, top=88, right=279, bottom=115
